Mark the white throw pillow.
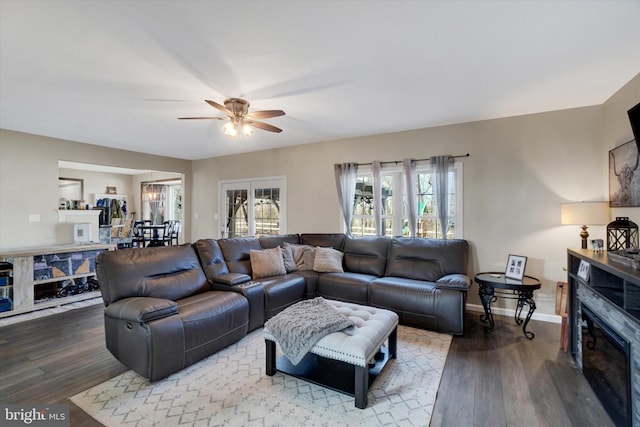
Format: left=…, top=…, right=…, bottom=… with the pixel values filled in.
left=250, top=247, right=286, bottom=279
left=313, top=246, right=344, bottom=273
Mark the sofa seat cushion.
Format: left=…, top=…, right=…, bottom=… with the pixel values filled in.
left=317, top=272, right=376, bottom=305
left=369, top=277, right=436, bottom=326
left=177, top=291, right=249, bottom=364
left=290, top=270, right=320, bottom=299
left=369, top=277, right=465, bottom=334
left=259, top=274, right=307, bottom=320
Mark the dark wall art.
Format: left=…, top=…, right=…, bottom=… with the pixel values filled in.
left=609, top=139, right=640, bottom=207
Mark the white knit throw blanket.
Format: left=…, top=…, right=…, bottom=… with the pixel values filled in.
left=264, top=297, right=355, bottom=365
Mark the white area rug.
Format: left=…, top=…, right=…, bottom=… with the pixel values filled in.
left=71, top=325, right=452, bottom=427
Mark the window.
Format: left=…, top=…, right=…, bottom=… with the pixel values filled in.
left=220, top=177, right=286, bottom=238
left=141, top=179, right=183, bottom=224
left=352, top=173, right=400, bottom=236
left=351, top=163, right=463, bottom=238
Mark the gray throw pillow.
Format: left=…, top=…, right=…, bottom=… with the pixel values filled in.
left=250, top=247, right=286, bottom=279
left=313, top=246, right=344, bottom=273
left=285, top=242, right=315, bottom=270
left=280, top=244, right=297, bottom=273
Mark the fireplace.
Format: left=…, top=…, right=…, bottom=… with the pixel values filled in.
left=581, top=305, right=631, bottom=427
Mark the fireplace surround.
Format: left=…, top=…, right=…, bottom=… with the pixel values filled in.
left=568, top=249, right=640, bottom=426
left=581, top=305, right=631, bottom=426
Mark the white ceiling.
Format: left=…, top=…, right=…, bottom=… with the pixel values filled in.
left=1, top=0, right=639, bottom=161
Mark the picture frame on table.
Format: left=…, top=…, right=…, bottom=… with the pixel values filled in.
left=590, top=239, right=604, bottom=252
left=505, top=254, right=527, bottom=280
left=577, top=260, right=591, bottom=281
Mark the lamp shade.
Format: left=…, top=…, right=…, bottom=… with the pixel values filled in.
left=561, top=202, right=609, bottom=225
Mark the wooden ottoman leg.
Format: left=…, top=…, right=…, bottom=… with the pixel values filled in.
left=265, top=340, right=276, bottom=376
left=354, top=365, right=368, bottom=409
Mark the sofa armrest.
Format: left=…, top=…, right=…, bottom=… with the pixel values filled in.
left=210, top=273, right=252, bottom=287
left=104, top=297, right=178, bottom=323
left=435, top=274, right=471, bottom=291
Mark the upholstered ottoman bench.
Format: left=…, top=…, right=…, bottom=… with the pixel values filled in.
left=264, top=299, right=399, bottom=409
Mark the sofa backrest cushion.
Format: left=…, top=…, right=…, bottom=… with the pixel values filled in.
left=97, top=244, right=209, bottom=306
left=343, top=236, right=390, bottom=277
left=385, top=238, right=469, bottom=281
left=259, top=234, right=300, bottom=249
left=300, top=233, right=346, bottom=250
left=217, top=237, right=262, bottom=275
left=193, top=239, right=230, bottom=280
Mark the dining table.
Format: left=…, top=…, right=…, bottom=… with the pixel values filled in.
left=139, top=224, right=167, bottom=247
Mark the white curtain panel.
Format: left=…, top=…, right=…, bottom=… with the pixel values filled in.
left=431, top=155, right=453, bottom=239
left=402, top=159, right=417, bottom=237
left=334, top=162, right=358, bottom=235
left=372, top=160, right=383, bottom=235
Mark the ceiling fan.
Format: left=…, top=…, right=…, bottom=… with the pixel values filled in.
left=178, top=98, right=285, bottom=137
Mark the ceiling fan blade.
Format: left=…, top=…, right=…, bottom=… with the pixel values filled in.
left=246, top=120, right=283, bottom=133
left=247, top=110, right=286, bottom=119
left=205, top=99, right=232, bottom=115
left=178, top=116, right=226, bottom=120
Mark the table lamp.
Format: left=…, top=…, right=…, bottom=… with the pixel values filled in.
left=561, top=202, right=610, bottom=249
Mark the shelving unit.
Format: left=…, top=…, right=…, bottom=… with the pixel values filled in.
left=0, top=261, right=13, bottom=313
left=93, top=193, right=127, bottom=204
left=567, top=249, right=640, bottom=323
left=0, top=243, right=112, bottom=318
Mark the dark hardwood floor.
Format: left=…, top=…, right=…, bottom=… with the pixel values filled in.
left=432, top=312, right=614, bottom=427
left=0, top=304, right=613, bottom=427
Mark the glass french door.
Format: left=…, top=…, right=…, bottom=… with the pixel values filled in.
left=220, top=178, right=286, bottom=238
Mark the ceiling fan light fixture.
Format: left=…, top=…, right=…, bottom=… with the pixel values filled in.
left=242, top=123, right=254, bottom=137
left=181, top=98, right=285, bottom=138
left=222, top=121, right=238, bottom=137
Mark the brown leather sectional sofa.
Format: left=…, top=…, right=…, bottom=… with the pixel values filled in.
left=97, top=233, right=470, bottom=381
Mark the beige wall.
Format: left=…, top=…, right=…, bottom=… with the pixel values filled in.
left=192, top=107, right=604, bottom=317
left=192, top=73, right=640, bottom=318
left=0, top=129, right=191, bottom=249
left=604, top=73, right=640, bottom=222
left=1, top=72, right=638, bottom=318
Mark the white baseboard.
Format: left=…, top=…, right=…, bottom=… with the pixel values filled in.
left=466, top=303, right=562, bottom=324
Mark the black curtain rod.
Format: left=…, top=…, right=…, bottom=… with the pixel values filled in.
left=356, top=153, right=470, bottom=167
